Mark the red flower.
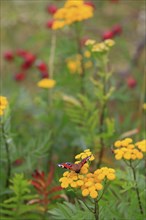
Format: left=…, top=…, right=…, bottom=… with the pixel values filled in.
left=46, top=19, right=54, bottom=29
left=31, top=165, right=62, bottom=210
left=4, top=51, right=14, bottom=61
left=112, top=25, right=122, bottom=35
left=41, top=72, right=49, bottom=79
left=12, top=158, right=24, bottom=166
left=47, top=4, right=58, bottom=15
left=36, top=60, right=48, bottom=72
left=21, top=53, right=36, bottom=70
left=14, top=72, right=26, bottom=81
left=102, top=31, right=114, bottom=40
left=84, top=1, right=95, bottom=9
left=127, top=76, right=137, bottom=89
left=16, top=49, right=28, bottom=57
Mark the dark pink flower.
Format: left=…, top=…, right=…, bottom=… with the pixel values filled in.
left=102, top=31, right=114, bottom=40
left=12, top=158, right=24, bottom=166
left=127, top=76, right=137, bottom=88
left=4, top=51, right=14, bottom=61
left=36, top=61, right=48, bottom=72
left=46, top=19, right=54, bottom=29
left=14, top=72, right=26, bottom=81
left=41, top=72, right=49, bottom=79
left=112, top=25, right=122, bottom=35
left=47, top=4, right=58, bottom=15
left=16, top=49, right=28, bottom=57
left=21, top=53, right=36, bottom=70
left=84, top=1, right=95, bottom=9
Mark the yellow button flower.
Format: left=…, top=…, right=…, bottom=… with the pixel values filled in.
left=114, top=140, right=122, bottom=148
left=95, top=183, right=103, bottom=190
left=123, top=153, right=131, bottom=160
left=77, top=180, right=84, bottom=186
left=37, top=79, right=56, bottom=89
left=0, top=96, right=8, bottom=116
left=61, top=182, right=69, bottom=188
left=70, top=182, right=77, bottom=188
left=107, top=173, right=116, bottom=181
left=82, top=189, right=89, bottom=197
left=90, top=190, right=98, bottom=199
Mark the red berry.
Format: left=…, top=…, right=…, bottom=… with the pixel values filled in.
left=14, top=72, right=26, bottom=81
left=127, top=76, right=137, bottom=88
left=102, top=31, right=114, bottom=40
left=4, top=51, right=14, bottom=61
left=46, top=19, right=54, bottom=29
left=112, top=25, right=122, bottom=35
left=84, top=1, right=95, bottom=9
left=47, top=4, right=58, bottom=15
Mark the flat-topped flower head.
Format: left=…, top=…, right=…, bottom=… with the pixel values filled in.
left=113, top=138, right=145, bottom=160
left=59, top=150, right=116, bottom=199
left=52, top=0, right=94, bottom=30
left=0, top=96, right=8, bottom=116
left=37, top=79, right=56, bottom=89
left=86, top=39, right=115, bottom=54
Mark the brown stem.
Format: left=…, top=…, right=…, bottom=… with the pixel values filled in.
left=1, top=123, right=11, bottom=188
left=130, top=162, right=144, bottom=215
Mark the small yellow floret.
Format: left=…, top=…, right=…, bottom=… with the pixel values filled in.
left=90, top=190, right=98, bottom=199
left=82, top=188, right=89, bottom=197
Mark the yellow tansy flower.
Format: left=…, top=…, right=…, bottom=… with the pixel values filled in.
left=37, top=79, right=56, bottom=89
left=82, top=188, right=89, bottom=197
left=90, top=190, right=98, bottom=199
left=0, top=96, right=8, bottom=116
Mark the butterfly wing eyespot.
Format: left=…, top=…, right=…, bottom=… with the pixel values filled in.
left=58, top=155, right=92, bottom=173
left=57, top=162, right=73, bottom=170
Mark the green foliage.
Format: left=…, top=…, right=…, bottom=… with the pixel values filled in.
left=63, top=94, right=99, bottom=146
left=0, top=173, right=41, bottom=220
left=49, top=200, right=95, bottom=220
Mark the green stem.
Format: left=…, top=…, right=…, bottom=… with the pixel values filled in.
left=94, top=199, right=99, bottom=220
left=75, top=22, right=85, bottom=93
left=97, top=57, right=108, bottom=168
left=130, top=162, right=143, bottom=215
left=1, top=123, right=11, bottom=188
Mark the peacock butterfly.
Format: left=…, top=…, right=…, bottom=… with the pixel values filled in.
left=58, top=155, right=91, bottom=173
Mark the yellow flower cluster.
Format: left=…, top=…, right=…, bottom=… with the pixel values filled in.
left=0, top=96, right=8, bottom=116
left=37, top=79, right=56, bottom=89
left=66, top=52, right=93, bottom=74
left=85, top=39, right=115, bottom=53
left=114, top=138, right=146, bottom=160
left=52, top=0, right=94, bottom=30
left=59, top=150, right=116, bottom=199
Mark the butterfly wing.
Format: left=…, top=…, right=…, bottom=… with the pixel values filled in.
left=58, top=155, right=91, bottom=173
left=58, top=162, right=73, bottom=170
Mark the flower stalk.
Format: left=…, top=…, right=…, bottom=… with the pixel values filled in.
left=130, top=161, right=144, bottom=215
left=1, top=123, right=11, bottom=188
